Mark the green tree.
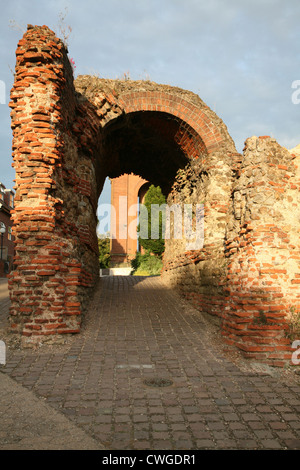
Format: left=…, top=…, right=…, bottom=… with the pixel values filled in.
left=130, top=251, right=163, bottom=276
left=138, top=185, right=166, bottom=257
left=98, top=237, right=111, bottom=268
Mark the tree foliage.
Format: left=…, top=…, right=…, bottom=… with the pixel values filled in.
left=138, top=185, right=166, bottom=257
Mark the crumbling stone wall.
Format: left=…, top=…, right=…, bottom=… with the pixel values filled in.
left=8, top=25, right=300, bottom=366
left=8, top=25, right=100, bottom=341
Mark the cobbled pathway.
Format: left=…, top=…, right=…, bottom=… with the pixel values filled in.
left=0, top=275, right=299, bottom=450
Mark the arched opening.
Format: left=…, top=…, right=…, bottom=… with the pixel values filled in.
left=137, top=181, right=151, bottom=254
left=9, top=25, right=299, bottom=364
left=138, top=182, right=151, bottom=206
left=9, top=68, right=237, bottom=342
left=8, top=26, right=238, bottom=348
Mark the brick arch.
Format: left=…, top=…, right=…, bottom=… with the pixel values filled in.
left=101, top=111, right=202, bottom=194
left=118, top=90, right=226, bottom=154
left=137, top=181, right=151, bottom=200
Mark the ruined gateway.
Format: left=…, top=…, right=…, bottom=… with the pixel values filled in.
left=8, top=25, right=300, bottom=366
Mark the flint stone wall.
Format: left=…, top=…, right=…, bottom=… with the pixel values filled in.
left=8, top=25, right=300, bottom=366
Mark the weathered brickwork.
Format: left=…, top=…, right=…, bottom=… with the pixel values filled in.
left=8, top=25, right=99, bottom=342
left=110, top=173, right=148, bottom=265
left=8, top=25, right=300, bottom=365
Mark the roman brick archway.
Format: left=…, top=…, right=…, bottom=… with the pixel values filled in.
left=8, top=25, right=300, bottom=366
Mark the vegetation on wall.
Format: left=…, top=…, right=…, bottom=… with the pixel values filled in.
left=131, top=184, right=166, bottom=276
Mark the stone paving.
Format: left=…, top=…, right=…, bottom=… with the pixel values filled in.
left=0, top=372, right=103, bottom=450
left=0, top=275, right=299, bottom=450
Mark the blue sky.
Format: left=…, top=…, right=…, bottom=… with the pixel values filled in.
left=0, top=0, right=299, bottom=221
